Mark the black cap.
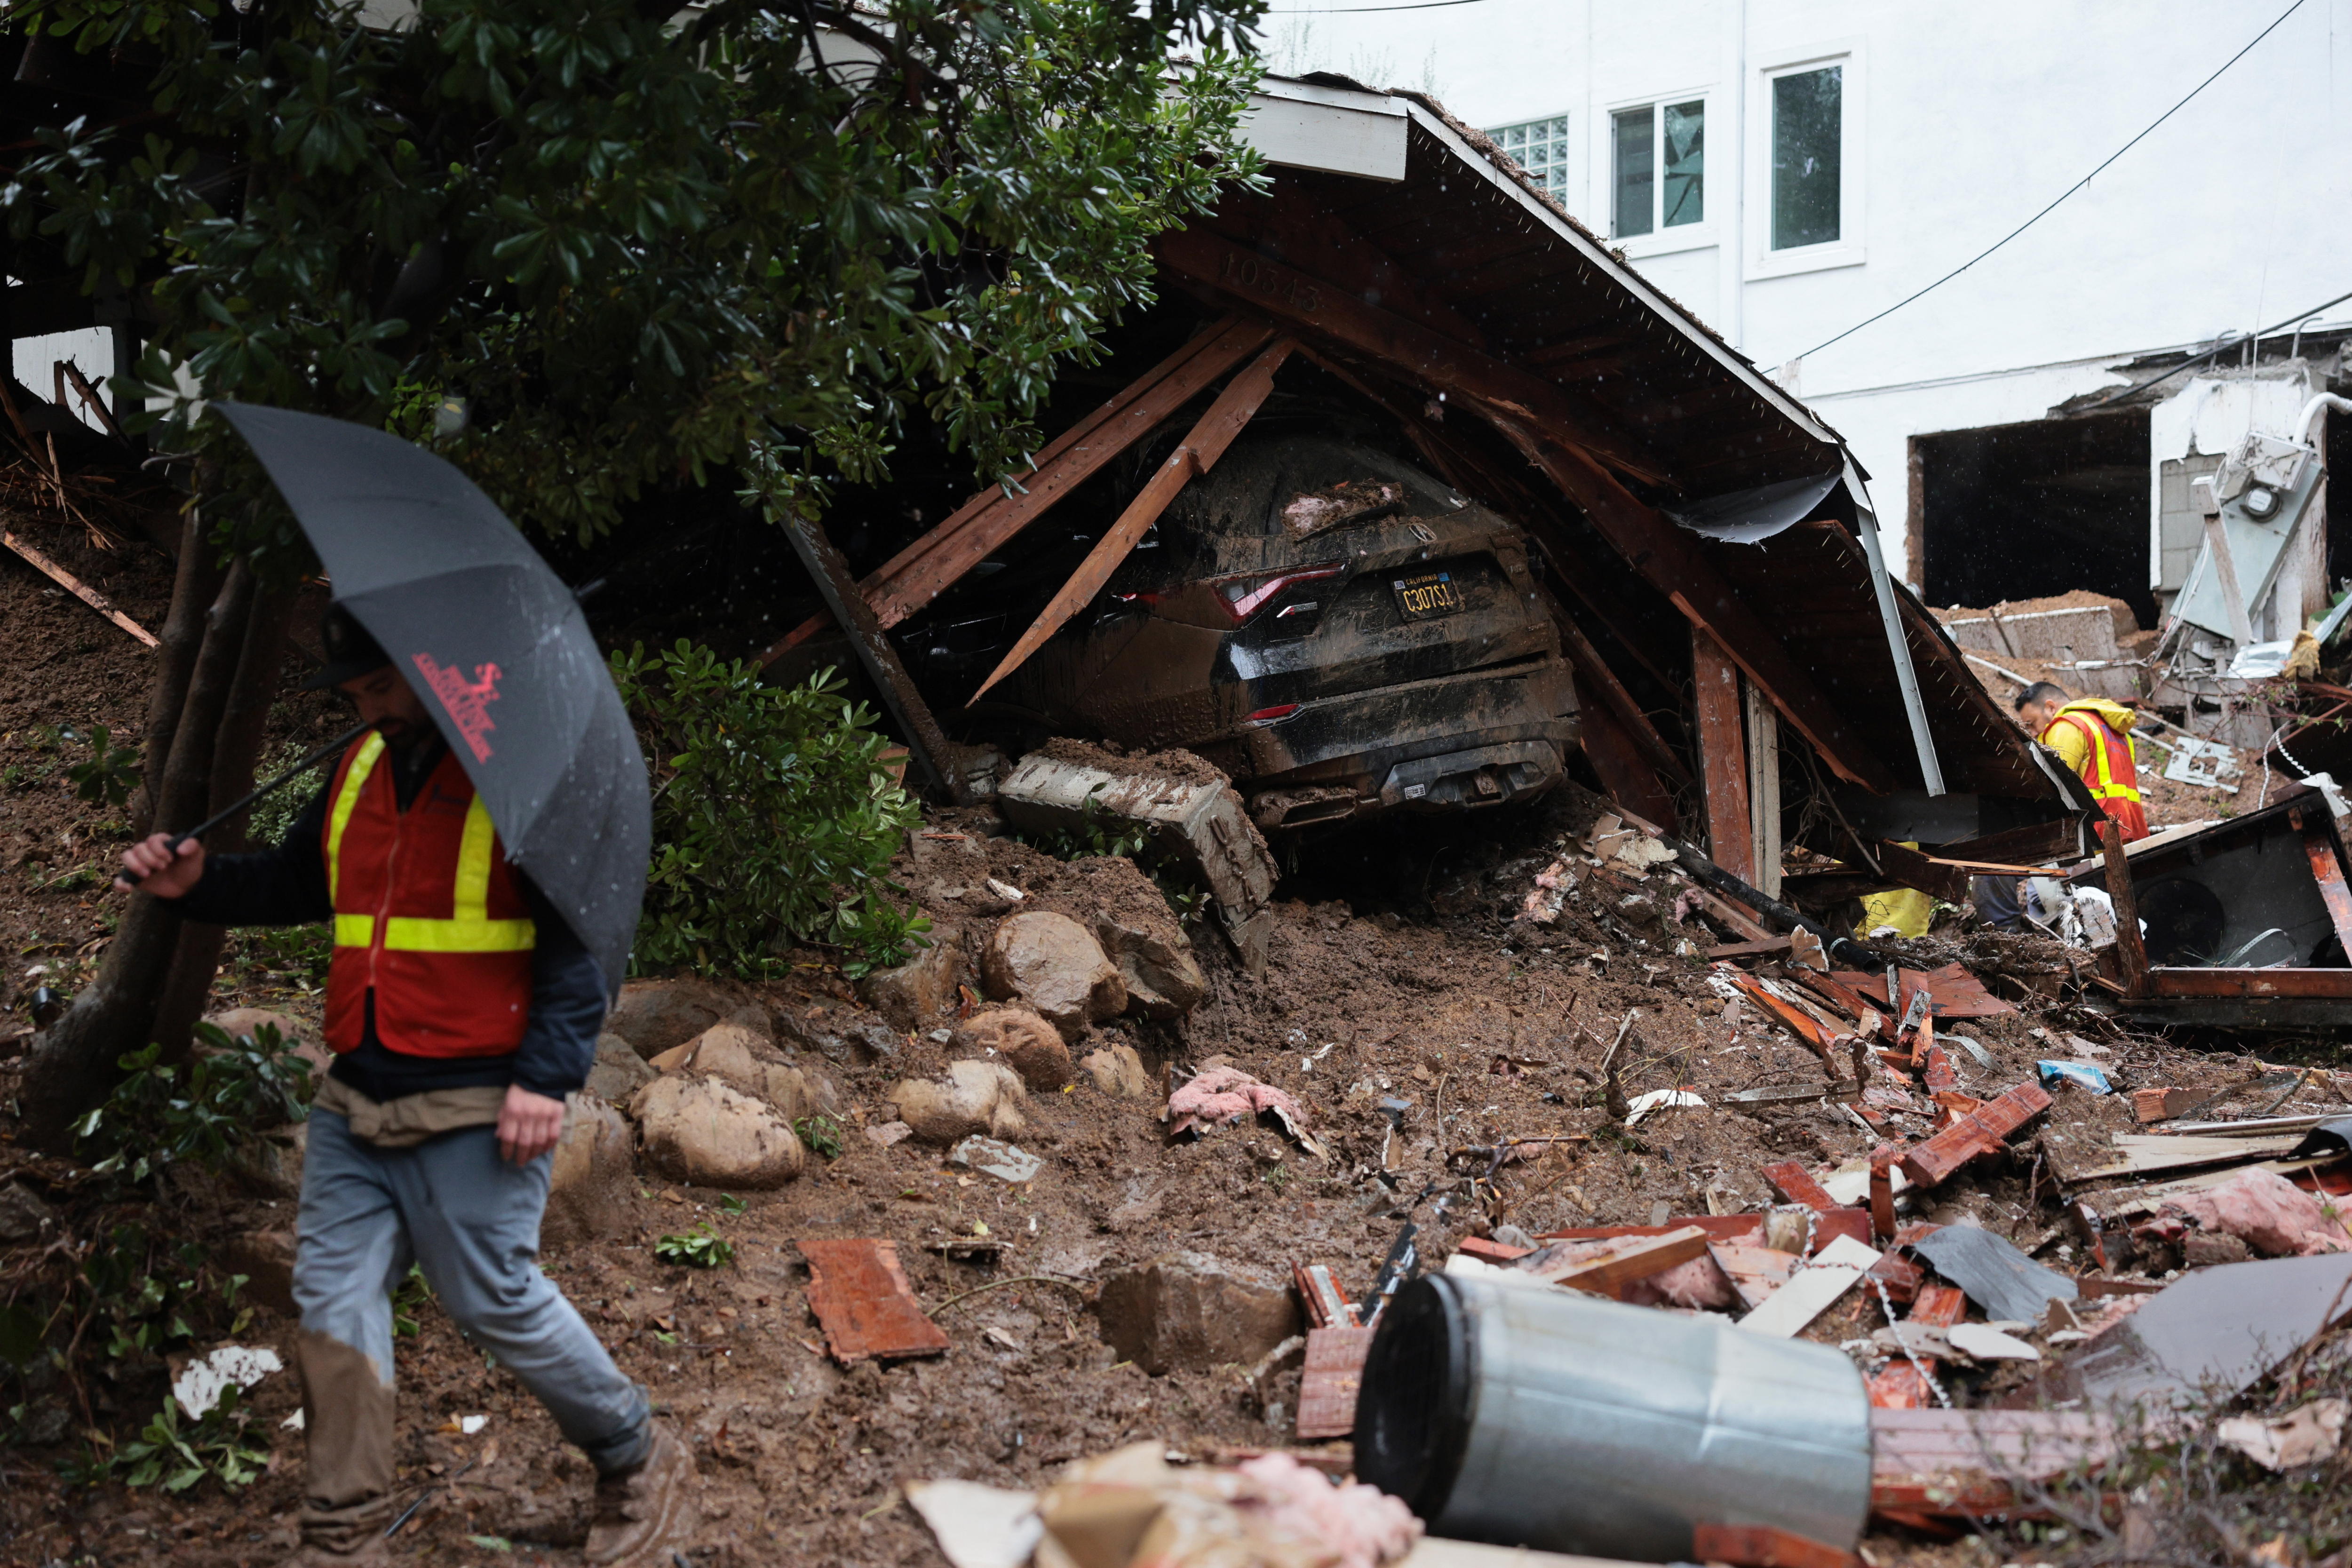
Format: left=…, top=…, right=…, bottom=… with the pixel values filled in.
left=301, top=605, right=393, bottom=691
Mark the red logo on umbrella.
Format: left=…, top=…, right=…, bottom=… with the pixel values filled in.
left=412, top=652, right=501, bottom=763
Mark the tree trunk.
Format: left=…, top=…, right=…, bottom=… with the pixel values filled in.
left=17, top=559, right=257, bottom=1146
left=150, top=579, right=297, bottom=1063
left=130, top=505, right=226, bottom=838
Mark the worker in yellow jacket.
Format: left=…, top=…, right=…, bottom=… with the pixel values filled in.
left=2015, top=684, right=2149, bottom=843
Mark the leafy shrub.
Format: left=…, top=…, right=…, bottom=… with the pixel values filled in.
left=243, top=737, right=317, bottom=847
left=611, top=642, right=929, bottom=977
left=71, top=1022, right=314, bottom=1194
left=105, top=1390, right=270, bottom=1492
left=653, top=1226, right=733, bottom=1268
left=62, top=725, right=141, bottom=808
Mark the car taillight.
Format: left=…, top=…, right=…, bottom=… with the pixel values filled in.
left=1216, top=565, right=1343, bottom=623
left=1245, top=704, right=1301, bottom=724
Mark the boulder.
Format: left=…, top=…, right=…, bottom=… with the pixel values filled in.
left=629, top=1076, right=806, bottom=1189
left=1092, top=916, right=1206, bottom=1020
left=954, top=1006, right=1071, bottom=1092
left=1096, top=1251, right=1301, bottom=1376
left=545, top=1093, right=638, bottom=1244
left=201, top=1006, right=332, bottom=1081
left=982, top=912, right=1124, bottom=1040
left=887, top=1060, right=1030, bottom=1145
left=1078, top=1043, right=1156, bottom=1101
left=606, top=979, right=734, bottom=1059
left=585, top=1031, right=657, bottom=1106
left=859, top=931, right=965, bottom=1029
left=221, top=1229, right=299, bottom=1317
left=648, top=1020, right=818, bottom=1123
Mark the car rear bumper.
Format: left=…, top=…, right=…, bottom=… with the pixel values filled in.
left=1234, top=656, right=1576, bottom=828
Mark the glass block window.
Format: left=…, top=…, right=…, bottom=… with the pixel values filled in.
left=1488, top=115, right=1570, bottom=202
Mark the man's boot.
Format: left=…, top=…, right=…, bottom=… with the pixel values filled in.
left=286, top=1329, right=397, bottom=1565
left=585, top=1420, right=697, bottom=1564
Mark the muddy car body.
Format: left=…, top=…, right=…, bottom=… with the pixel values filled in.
left=954, top=430, right=1577, bottom=830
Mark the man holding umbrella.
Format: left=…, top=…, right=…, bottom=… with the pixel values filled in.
left=118, top=404, right=691, bottom=1567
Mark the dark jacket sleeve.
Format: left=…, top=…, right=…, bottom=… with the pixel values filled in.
left=167, top=785, right=334, bottom=926
left=509, top=875, right=606, bottom=1098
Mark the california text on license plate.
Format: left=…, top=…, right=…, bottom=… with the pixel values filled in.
left=1392, top=570, right=1467, bottom=621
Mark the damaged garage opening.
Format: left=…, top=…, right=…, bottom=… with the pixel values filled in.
left=1915, top=410, right=2155, bottom=629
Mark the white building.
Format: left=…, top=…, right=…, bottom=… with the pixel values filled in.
left=1263, top=0, right=2352, bottom=634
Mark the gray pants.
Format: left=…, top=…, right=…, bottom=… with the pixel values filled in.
left=293, top=1109, right=648, bottom=1541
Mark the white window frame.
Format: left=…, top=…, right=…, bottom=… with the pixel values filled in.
left=1747, top=40, right=1865, bottom=279
left=1485, top=113, right=1573, bottom=206
left=1597, top=87, right=1717, bottom=260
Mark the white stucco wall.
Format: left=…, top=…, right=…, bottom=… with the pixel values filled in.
left=1263, top=0, right=2352, bottom=581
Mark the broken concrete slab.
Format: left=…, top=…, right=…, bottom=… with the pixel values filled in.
left=948, top=1135, right=1042, bottom=1185
left=798, top=1237, right=950, bottom=1363
left=1097, top=1250, right=1301, bottom=1376
left=995, top=750, right=1278, bottom=974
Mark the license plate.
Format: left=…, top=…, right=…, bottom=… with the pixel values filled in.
left=1392, top=571, right=1467, bottom=621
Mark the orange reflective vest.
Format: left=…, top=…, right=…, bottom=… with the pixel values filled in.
left=2043, top=711, right=2149, bottom=844
left=320, top=732, right=536, bottom=1058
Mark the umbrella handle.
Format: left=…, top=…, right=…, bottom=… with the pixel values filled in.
left=116, top=719, right=373, bottom=891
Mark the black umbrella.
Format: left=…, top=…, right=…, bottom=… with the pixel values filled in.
left=215, top=401, right=650, bottom=1001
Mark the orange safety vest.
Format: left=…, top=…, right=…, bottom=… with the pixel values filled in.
left=320, top=732, right=536, bottom=1058
left=2043, top=711, right=2150, bottom=844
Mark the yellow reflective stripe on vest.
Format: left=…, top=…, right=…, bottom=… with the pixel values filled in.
left=2056, top=713, right=2142, bottom=804
left=326, top=755, right=535, bottom=954
left=325, top=731, right=387, bottom=908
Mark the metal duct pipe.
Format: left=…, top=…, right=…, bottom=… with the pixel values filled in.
left=1353, top=1273, right=1873, bottom=1563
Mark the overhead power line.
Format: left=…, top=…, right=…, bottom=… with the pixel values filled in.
left=2087, top=286, right=2352, bottom=409
left=1793, top=0, right=2310, bottom=364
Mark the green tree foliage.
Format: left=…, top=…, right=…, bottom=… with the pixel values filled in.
left=5, top=0, right=1266, bottom=552
left=612, top=641, right=926, bottom=975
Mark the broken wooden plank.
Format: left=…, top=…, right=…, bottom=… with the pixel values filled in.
left=1736, top=1234, right=1881, bottom=1337
left=1708, top=937, right=1795, bottom=961
left=1531, top=1225, right=1711, bottom=1297
left=1295, top=1324, right=1374, bottom=1441
left=1709, top=1242, right=1797, bottom=1311
left=1691, top=1522, right=1857, bottom=1568
left=1540, top=1211, right=1869, bottom=1254
left=1693, top=628, right=1754, bottom=882
left=1897, top=1082, right=2053, bottom=1188
left=761, top=314, right=1274, bottom=657
left=1692, top=883, right=1773, bottom=942
left=1872, top=839, right=2042, bottom=904
left=2296, top=805, right=2352, bottom=959
left=971, top=336, right=1295, bottom=700
left=1762, top=1160, right=1840, bottom=1212
left=1724, top=1080, right=1863, bottom=1107
left=2060, top=1131, right=2306, bottom=1184
left=1866, top=1283, right=1966, bottom=1409
left=2102, top=817, right=2151, bottom=995
left=797, top=1238, right=951, bottom=1363
left=2, top=529, right=158, bottom=646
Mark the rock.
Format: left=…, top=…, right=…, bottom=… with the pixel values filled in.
left=629, top=1076, right=806, bottom=1189
left=859, top=931, right=965, bottom=1029
left=236, top=1121, right=309, bottom=1201
left=0, top=1181, right=58, bottom=1245
left=2184, top=1231, right=2256, bottom=1269
left=221, top=1229, right=299, bottom=1317
left=648, top=1020, right=817, bottom=1123
left=545, top=1094, right=638, bottom=1244
left=1079, top=1043, right=1156, bottom=1101
left=1096, top=1251, right=1302, bottom=1376
left=887, top=1060, right=1030, bottom=1144
left=586, top=1031, right=657, bottom=1105
left=866, top=1121, right=914, bottom=1149
left=1092, top=916, right=1206, bottom=1020
left=982, top=912, right=1124, bottom=1040
left=954, top=1007, right=1071, bottom=1092
left=949, top=1136, right=1043, bottom=1184
left=778, top=1003, right=904, bottom=1065
left=606, top=979, right=734, bottom=1059
left=201, top=1006, right=332, bottom=1081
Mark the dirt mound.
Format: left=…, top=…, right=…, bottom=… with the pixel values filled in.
left=1036, top=735, right=1232, bottom=789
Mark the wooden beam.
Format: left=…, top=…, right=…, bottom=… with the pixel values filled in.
left=1151, top=225, right=1896, bottom=792
left=969, top=337, right=1295, bottom=701
left=777, top=508, right=964, bottom=804
left=2101, top=817, right=2149, bottom=996
left=758, top=314, right=1274, bottom=661
left=1747, top=677, right=1783, bottom=897
left=2, top=528, right=158, bottom=646
left=1572, top=682, right=1678, bottom=831
left=1693, top=629, right=1754, bottom=882
left=2294, top=804, right=2352, bottom=960
left=1557, top=613, right=1687, bottom=785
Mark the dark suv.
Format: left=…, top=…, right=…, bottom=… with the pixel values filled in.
left=909, top=430, right=1578, bottom=830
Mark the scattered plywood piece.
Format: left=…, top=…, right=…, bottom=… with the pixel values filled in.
left=1295, top=1324, right=1375, bottom=1441
left=1762, top=1161, right=1840, bottom=1212
left=1897, top=1082, right=2052, bottom=1187
left=797, top=1237, right=951, bottom=1363
left=1736, top=1234, right=1881, bottom=1337
left=2060, top=1131, right=2305, bottom=1184
left=1866, top=1283, right=1966, bottom=1409
left=1531, top=1225, right=1712, bottom=1298
left=1829, top=963, right=2013, bottom=1019
left=1709, top=1242, right=1797, bottom=1311
left=903, top=1479, right=1041, bottom=1568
